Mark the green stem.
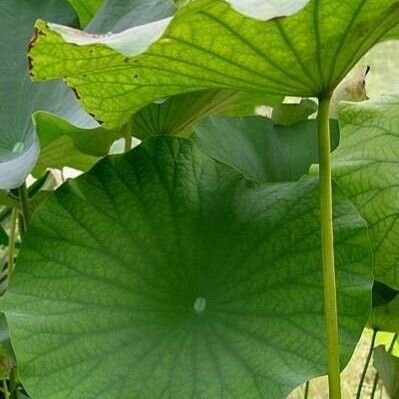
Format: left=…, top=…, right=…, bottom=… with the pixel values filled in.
left=356, top=329, right=378, bottom=399
left=7, top=209, right=18, bottom=277
left=17, top=182, right=31, bottom=232
left=317, top=96, right=341, bottom=399
left=18, top=214, right=26, bottom=241
left=304, top=381, right=310, bottom=399
left=370, top=333, right=398, bottom=399
left=2, top=379, right=10, bottom=399
left=370, top=367, right=379, bottom=399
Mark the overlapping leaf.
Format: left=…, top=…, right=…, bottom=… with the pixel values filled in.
left=33, top=112, right=121, bottom=176
left=0, top=0, right=185, bottom=190
left=67, top=0, right=105, bottom=27
left=3, top=136, right=372, bottom=399
left=86, top=0, right=176, bottom=33
left=332, top=96, right=399, bottom=289
left=132, top=90, right=281, bottom=139
left=29, top=0, right=399, bottom=129
left=369, top=295, right=399, bottom=333
left=0, top=0, right=79, bottom=189
left=192, top=116, right=340, bottom=182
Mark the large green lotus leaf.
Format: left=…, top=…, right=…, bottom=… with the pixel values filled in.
left=28, top=0, right=399, bottom=129
left=332, top=96, right=399, bottom=289
left=3, top=136, right=372, bottom=398
left=192, top=116, right=340, bottom=182
left=0, top=0, right=100, bottom=190
left=132, top=90, right=281, bottom=139
left=88, top=1, right=280, bottom=139
left=78, top=0, right=282, bottom=138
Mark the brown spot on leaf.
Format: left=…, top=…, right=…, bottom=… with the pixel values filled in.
left=28, top=28, right=39, bottom=53
left=28, top=56, right=34, bottom=75
left=88, top=112, right=104, bottom=125
left=28, top=28, right=46, bottom=52
left=71, top=87, right=81, bottom=100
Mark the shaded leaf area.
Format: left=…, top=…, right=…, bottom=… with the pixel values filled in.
left=271, top=98, right=318, bottom=126
left=0, top=0, right=82, bottom=189
left=3, top=136, right=372, bottom=399
left=29, top=0, right=399, bottom=129
left=86, top=0, right=176, bottom=33
left=67, top=0, right=105, bottom=27
left=192, top=116, right=340, bottom=182
left=374, top=346, right=399, bottom=398
left=369, top=295, right=399, bottom=333
left=332, top=96, right=399, bottom=289
left=0, top=172, right=58, bottom=235
left=0, top=313, right=15, bottom=380
left=88, top=0, right=275, bottom=141
left=132, top=90, right=281, bottom=139
left=0, top=227, right=8, bottom=247
left=372, top=281, right=399, bottom=308
left=33, top=112, right=122, bottom=176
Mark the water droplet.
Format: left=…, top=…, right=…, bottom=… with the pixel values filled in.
left=12, top=142, right=24, bottom=154
left=194, top=297, right=206, bottom=314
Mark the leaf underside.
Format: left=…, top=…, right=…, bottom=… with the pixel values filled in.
left=0, top=0, right=80, bottom=189
left=29, top=0, right=399, bottom=129
left=332, top=96, right=399, bottom=289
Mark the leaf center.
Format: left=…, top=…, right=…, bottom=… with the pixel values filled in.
left=193, top=297, right=206, bottom=314
left=12, top=142, right=25, bottom=154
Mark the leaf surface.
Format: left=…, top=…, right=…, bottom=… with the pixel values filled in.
left=192, top=116, right=339, bottom=182
left=369, top=295, right=399, bottom=333
left=3, top=136, right=372, bottom=398
left=272, top=99, right=318, bottom=126
left=332, top=96, right=399, bottom=288
left=67, top=0, right=104, bottom=27
left=29, top=0, right=399, bottom=128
